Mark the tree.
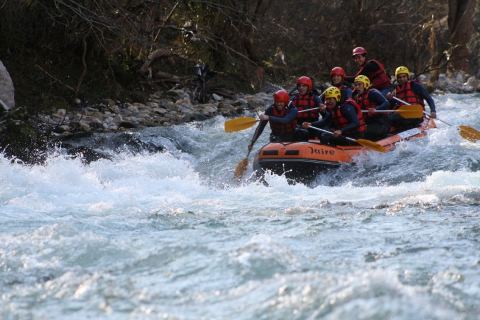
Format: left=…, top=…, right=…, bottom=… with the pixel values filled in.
left=447, top=0, right=475, bottom=73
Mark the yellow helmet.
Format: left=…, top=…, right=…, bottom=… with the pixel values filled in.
left=395, top=66, right=410, bottom=78
left=324, top=86, right=341, bottom=102
left=354, top=75, right=371, bottom=89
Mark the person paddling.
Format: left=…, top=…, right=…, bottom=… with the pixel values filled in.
left=302, top=86, right=366, bottom=146
left=345, top=47, right=392, bottom=96
left=353, top=75, right=391, bottom=140
left=389, top=66, right=437, bottom=130
left=290, top=76, right=323, bottom=126
left=247, top=90, right=300, bottom=152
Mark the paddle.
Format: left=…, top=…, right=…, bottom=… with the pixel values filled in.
left=458, top=125, right=480, bottom=142
left=224, top=116, right=258, bottom=132
left=307, top=125, right=387, bottom=152
left=361, top=104, right=423, bottom=119
left=392, top=96, right=480, bottom=142
left=234, top=150, right=251, bottom=179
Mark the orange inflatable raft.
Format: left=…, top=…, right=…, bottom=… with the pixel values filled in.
left=252, top=119, right=436, bottom=179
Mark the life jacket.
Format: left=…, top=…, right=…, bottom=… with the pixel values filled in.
left=355, top=90, right=376, bottom=110
left=269, top=104, right=297, bottom=136
left=356, top=59, right=391, bottom=90
left=395, top=80, right=425, bottom=109
left=332, top=98, right=366, bottom=133
left=292, top=93, right=319, bottom=120
left=355, top=88, right=388, bottom=121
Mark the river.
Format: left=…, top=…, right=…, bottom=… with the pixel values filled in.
left=1, top=93, right=479, bottom=319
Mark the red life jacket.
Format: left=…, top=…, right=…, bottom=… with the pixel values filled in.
left=395, top=80, right=425, bottom=109
left=332, top=98, right=366, bottom=133
left=269, top=105, right=297, bottom=136
left=355, top=89, right=387, bottom=121
left=292, top=93, right=319, bottom=120
left=355, top=90, right=375, bottom=111
left=356, top=59, right=391, bottom=90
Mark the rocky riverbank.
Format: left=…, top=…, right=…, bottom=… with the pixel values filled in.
left=38, top=71, right=480, bottom=139
left=38, top=89, right=273, bottom=138
left=2, top=62, right=480, bottom=164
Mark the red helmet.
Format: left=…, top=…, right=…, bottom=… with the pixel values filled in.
left=352, top=47, right=367, bottom=56
left=330, top=67, right=345, bottom=78
left=296, top=76, right=312, bottom=91
left=273, top=89, right=290, bottom=104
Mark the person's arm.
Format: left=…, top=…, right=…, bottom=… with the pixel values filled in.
left=248, top=107, right=272, bottom=150
left=312, top=95, right=327, bottom=117
left=345, top=60, right=380, bottom=82
left=368, top=90, right=390, bottom=110
left=248, top=120, right=268, bottom=150
left=411, top=82, right=436, bottom=113
left=268, top=106, right=298, bottom=124
left=305, top=111, right=332, bottom=129
left=339, top=104, right=359, bottom=134
left=389, top=88, right=402, bottom=107
left=362, top=60, right=381, bottom=75
left=345, top=67, right=365, bottom=83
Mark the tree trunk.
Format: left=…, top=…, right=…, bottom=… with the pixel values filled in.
left=447, top=0, right=475, bottom=73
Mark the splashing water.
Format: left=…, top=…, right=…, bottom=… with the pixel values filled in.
left=0, top=93, right=479, bottom=319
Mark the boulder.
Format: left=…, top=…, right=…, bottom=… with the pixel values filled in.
left=0, top=60, right=15, bottom=110
left=153, top=107, right=168, bottom=114
left=436, top=73, right=448, bottom=90
left=212, top=93, right=223, bottom=101
left=88, top=117, right=104, bottom=130
left=464, top=76, right=478, bottom=92
left=78, top=120, right=92, bottom=132
left=166, top=88, right=190, bottom=100
left=244, top=92, right=270, bottom=110
left=199, top=103, right=218, bottom=115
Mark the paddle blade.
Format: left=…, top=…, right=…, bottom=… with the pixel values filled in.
left=356, top=139, right=387, bottom=153
left=234, top=158, right=249, bottom=178
left=396, top=104, right=424, bottom=119
left=224, top=117, right=258, bottom=132
left=459, top=125, right=480, bottom=142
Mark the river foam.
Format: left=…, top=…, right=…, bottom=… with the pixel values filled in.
left=1, top=93, right=479, bottom=319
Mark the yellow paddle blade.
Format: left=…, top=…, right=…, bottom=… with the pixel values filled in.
left=224, top=117, right=258, bottom=132
left=356, top=139, right=387, bottom=153
left=459, top=125, right=480, bottom=142
left=234, top=158, right=249, bottom=178
left=395, top=104, right=424, bottom=119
